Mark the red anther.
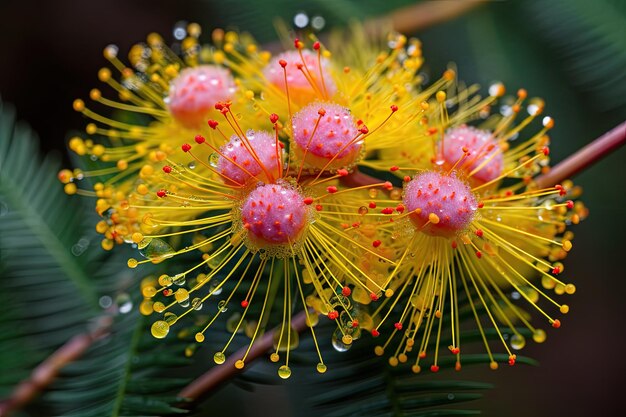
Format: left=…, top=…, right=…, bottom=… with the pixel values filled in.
left=207, top=119, right=219, bottom=129
left=566, top=200, right=574, bottom=209
left=430, top=365, right=439, bottom=373
left=508, top=355, right=516, bottom=366
left=475, top=251, right=482, bottom=259
left=394, top=322, right=402, bottom=330
left=214, top=102, right=224, bottom=110
left=403, top=175, right=411, bottom=182
left=279, top=59, right=288, bottom=68
left=505, top=190, right=514, bottom=197
left=220, top=107, right=229, bottom=115
left=390, top=104, right=399, bottom=112
left=372, top=240, right=382, bottom=248
left=371, top=329, right=380, bottom=337
left=163, top=289, right=172, bottom=296
left=240, top=300, right=249, bottom=308
left=296, top=63, right=303, bottom=70
left=243, top=222, right=251, bottom=230
left=351, top=320, right=359, bottom=328
left=542, top=146, right=550, bottom=156
left=294, top=38, right=303, bottom=49
left=359, top=126, right=369, bottom=134
left=475, top=229, right=484, bottom=238
left=156, top=189, right=167, bottom=198
left=337, top=168, right=349, bottom=176
left=181, top=143, right=191, bottom=152
left=313, top=41, right=321, bottom=50
left=555, top=184, right=563, bottom=190
left=559, top=189, right=567, bottom=196
left=162, top=166, right=172, bottom=173
left=352, top=222, right=360, bottom=228
left=381, top=207, right=394, bottom=214
left=462, top=146, right=469, bottom=154
left=455, top=362, right=462, bottom=371
left=269, top=113, right=279, bottom=124
left=369, top=202, right=377, bottom=209
left=315, top=204, right=323, bottom=211
left=341, top=223, right=349, bottom=229
left=478, top=202, right=484, bottom=208
left=195, top=135, right=206, bottom=144
left=396, top=204, right=405, bottom=213
left=318, top=108, right=326, bottom=116
left=342, top=286, right=351, bottom=297
left=383, top=181, right=393, bottom=190
left=451, top=241, right=458, bottom=249
left=418, top=351, right=427, bottom=359
left=303, top=197, right=314, bottom=205
left=552, top=319, right=561, bottom=328
left=427, top=127, right=438, bottom=135
left=356, top=119, right=363, bottom=126
left=390, top=165, right=399, bottom=172
left=450, top=347, right=460, bottom=355
left=327, top=310, right=338, bottom=320
left=326, top=185, right=338, bottom=194
left=370, top=292, right=379, bottom=301
left=552, top=266, right=561, bottom=275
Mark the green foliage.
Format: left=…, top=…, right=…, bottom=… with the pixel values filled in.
left=0, top=98, right=190, bottom=416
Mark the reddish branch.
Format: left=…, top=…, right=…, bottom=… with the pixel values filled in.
left=0, top=316, right=112, bottom=417
left=534, top=121, right=626, bottom=188
left=178, top=310, right=310, bottom=402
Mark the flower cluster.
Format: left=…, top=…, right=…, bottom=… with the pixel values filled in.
left=60, top=23, right=586, bottom=377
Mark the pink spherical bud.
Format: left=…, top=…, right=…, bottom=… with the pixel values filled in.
left=292, top=102, right=362, bottom=170
left=241, top=183, right=308, bottom=246
left=264, top=50, right=337, bottom=103
left=216, top=130, right=281, bottom=185
left=441, top=125, right=503, bottom=184
left=166, top=66, right=236, bottom=129
left=404, top=171, right=477, bottom=237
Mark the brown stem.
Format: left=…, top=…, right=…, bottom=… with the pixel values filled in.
left=370, top=0, right=488, bottom=33
left=178, top=310, right=310, bottom=402
left=0, top=316, right=113, bottom=417
left=534, top=121, right=626, bottom=188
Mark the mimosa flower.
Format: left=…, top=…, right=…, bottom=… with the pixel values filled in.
left=358, top=88, right=587, bottom=372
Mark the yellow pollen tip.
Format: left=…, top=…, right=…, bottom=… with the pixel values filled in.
left=560, top=304, right=570, bottom=314
left=562, top=240, right=572, bottom=251
left=428, top=213, right=440, bottom=224
left=72, top=99, right=85, bottom=112
left=195, top=333, right=205, bottom=343
left=235, top=360, right=245, bottom=369
left=385, top=289, right=394, bottom=297
left=374, top=346, right=384, bottom=356
left=489, top=362, right=499, bottom=370
left=436, top=91, right=446, bottom=102
left=127, top=258, right=138, bottom=268
left=132, top=232, right=144, bottom=243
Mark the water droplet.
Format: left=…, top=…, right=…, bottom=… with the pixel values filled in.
left=151, top=320, right=169, bottom=338
left=164, top=311, right=178, bottom=325
left=173, top=273, right=186, bottom=286
left=293, top=12, right=309, bottom=28
left=99, top=295, right=113, bottom=309
left=138, top=238, right=175, bottom=262
left=116, top=293, right=133, bottom=314
left=358, top=206, right=368, bottom=215
left=209, top=152, right=220, bottom=167
left=331, top=328, right=352, bottom=352
left=191, top=297, right=203, bottom=310
left=217, top=299, right=228, bottom=313
left=311, top=16, right=325, bottom=30
left=510, top=334, right=526, bottom=350
left=187, top=161, right=196, bottom=170
left=278, top=365, right=291, bottom=379
left=213, top=352, right=226, bottom=364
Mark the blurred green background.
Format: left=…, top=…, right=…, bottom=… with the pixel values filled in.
left=1, top=0, right=624, bottom=416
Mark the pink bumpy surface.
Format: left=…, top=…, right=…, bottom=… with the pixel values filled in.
left=442, top=125, right=503, bottom=184
left=217, top=130, right=280, bottom=185
left=264, top=50, right=337, bottom=98
left=241, top=184, right=307, bottom=245
left=404, top=171, right=477, bottom=237
left=166, top=66, right=235, bottom=128
left=292, top=102, right=361, bottom=160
